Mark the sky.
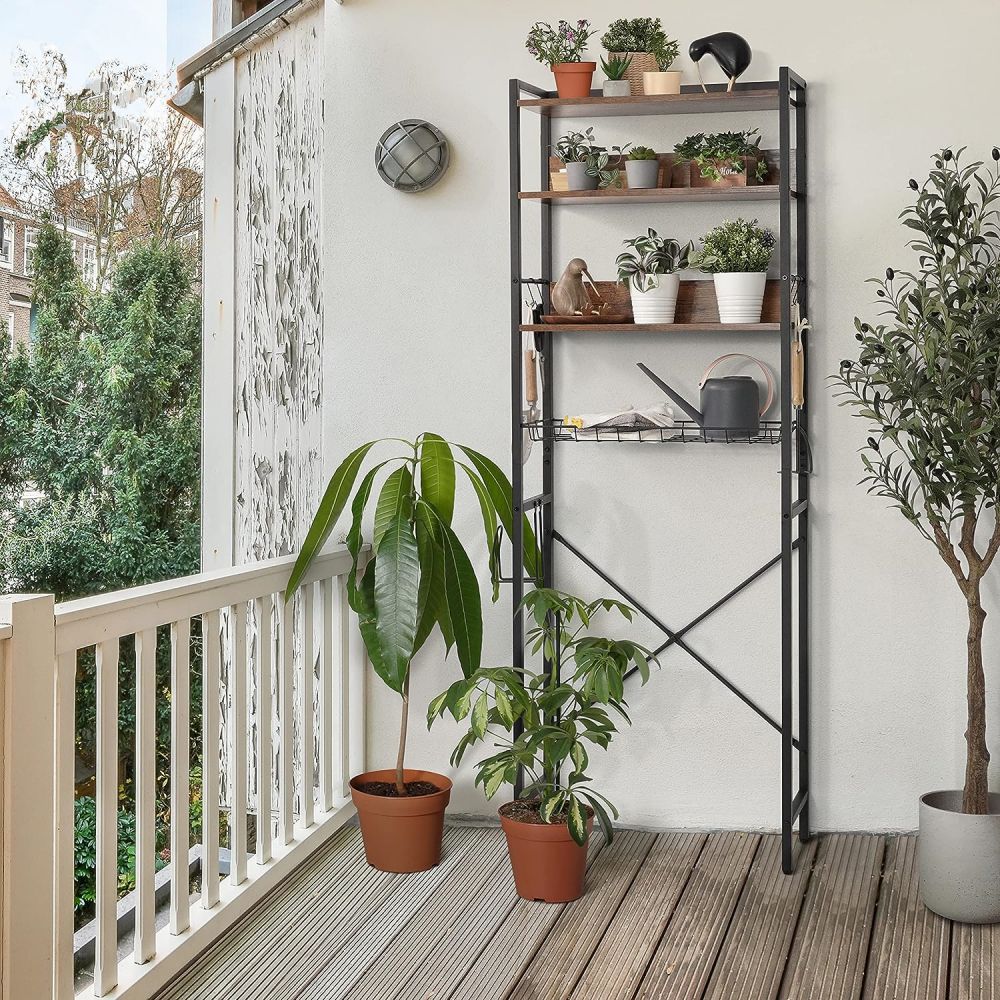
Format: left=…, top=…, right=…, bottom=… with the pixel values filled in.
left=0, top=0, right=209, bottom=141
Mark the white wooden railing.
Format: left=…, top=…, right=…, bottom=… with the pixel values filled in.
left=0, top=546, right=365, bottom=1000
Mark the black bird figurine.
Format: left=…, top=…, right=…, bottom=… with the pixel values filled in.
left=689, top=32, right=753, bottom=93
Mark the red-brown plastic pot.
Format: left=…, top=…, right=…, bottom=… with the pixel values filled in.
left=499, top=806, right=594, bottom=902
left=350, top=768, right=452, bottom=873
left=552, top=62, right=596, bottom=99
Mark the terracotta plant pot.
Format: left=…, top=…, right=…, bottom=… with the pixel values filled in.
left=350, top=768, right=452, bottom=873
left=499, top=804, right=594, bottom=903
left=552, top=62, right=597, bottom=99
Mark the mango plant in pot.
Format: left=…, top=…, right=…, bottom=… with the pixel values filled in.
left=617, top=228, right=692, bottom=324
left=526, top=20, right=596, bottom=100
left=833, top=147, right=1000, bottom=923
left=429, top=589, right=656, bottom=902
left=286, top=434, right=536, bottom=873
left=692, top=218, right=775, bottom=324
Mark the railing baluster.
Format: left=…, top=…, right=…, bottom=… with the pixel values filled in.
left=255, top=595, right=274, bottom=863
left=135, top=628, right=157, bottom=964
left=338, top=577, right=352, bottom=798
left=231, top=602, right=248, bottom=884
left=301, top=583, right=315, bottom=830
left=170, top=618, right=191, bottom=935
left=318, top=577, right=334, bottom=812
left=278, top=596, right=294, bottom=845
left=95, top=637, right=119, bottom=995
left=54, top=651, right=77, bottom=998
left=202, top=609, right=221, bottom=909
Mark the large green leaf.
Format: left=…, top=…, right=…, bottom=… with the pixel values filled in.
left=373, top=465, right=414, bottom=550
left=354, top=560, right=385, bottom=675
left=436, top=516, right=483, bottom=677
left=372, top=512, right=421, bottom=693
left=413, top=503, right=454, bottom=653
left=459, top=463, right=500, bottom=602
left=286, top=441, right=375, bottom=601
left=419, top=433, right=456, bottom=526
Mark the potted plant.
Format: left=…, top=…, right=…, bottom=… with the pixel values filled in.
left=601, top=54, right=632, bottom=98
left=833, top=147, right=1000, bottom=923
left=616, top=228, right=692, bottom=323
left=625, top=146, right=660, bottom=190
left=600, top=18, right=681, bottom=96
left=691, top=218, right=775, bottom=323
left=554, top=128, right=625, bottom=191
left=286, top=434, right=537, bottom=874
left=674, top=130, right=769, bottom=187
left=428, top=588, right=656, bottom=902
left=526, top=20, right=596, bottom=99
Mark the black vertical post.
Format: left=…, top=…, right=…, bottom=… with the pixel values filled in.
left=778, top=67, right=794, bottom=875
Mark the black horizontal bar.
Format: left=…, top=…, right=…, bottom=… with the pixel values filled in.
left=521, top=493, right=552, bottom=510
left=790, top=788, right=808, bottom=822
left=789, top=499, right=809, bottom=519
left=514, top=277, right=550, bottom=286
left=514, top=78, right=550, bottom=99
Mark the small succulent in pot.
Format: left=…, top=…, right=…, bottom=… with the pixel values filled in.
left=625, top=145, right=660, bottom=189
left=691, top=218, right=775, bottom=324
left=526, top=20, right=597, bottom=99
left=601, top=17, right=681, bottom=95
left=554, top=128, right=626, bottom=191
left=600, top=54, right=632, bottom=97
left=674, top=130, right=768, bottom=186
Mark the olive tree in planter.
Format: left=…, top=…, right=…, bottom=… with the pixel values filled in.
left=428, top=588, right=655, bottom=902
left=286, top=434, right=536, bottom=873
left=833, top=147, right=1000, bottom=922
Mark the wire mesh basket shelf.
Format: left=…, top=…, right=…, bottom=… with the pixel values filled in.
left=524, top=419, right=786, bottom=444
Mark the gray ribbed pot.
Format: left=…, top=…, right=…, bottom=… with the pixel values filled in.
left=565, top=161, right=598, bottom=191
left=919, top=789, right=1000, bottom=922
left=625, top=159, right=660, bottom=189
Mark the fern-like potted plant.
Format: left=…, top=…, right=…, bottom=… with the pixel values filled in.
left=554, top=128, right=625, bottom=191
left=526, top=20, right=596, bottom=99
left=625, top=145, right=660, bottom=189
left=617, top=228, right=692, bottom=323
left=429, top=589, right=655, bottom=902
left=286, top=435, right=533, bottom=873
left=833, top=147, right=1000, bottom=923
left=600, top=18, right=681, bottom=95
left=692, top=218, right=775, bottom=323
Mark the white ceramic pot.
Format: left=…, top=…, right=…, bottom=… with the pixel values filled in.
left=643, top=70, right=682, bottom=95
left=630, top=273, right=680, bottom=324
left=713, top=272, right=767, bottom=323
left=602, top=79, right=631, bottom=98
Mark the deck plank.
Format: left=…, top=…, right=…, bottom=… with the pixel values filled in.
left=634, top=831, right=761, bottom=1000
left=950, top=923, right=1000, bottom=1000
left=778, top=833, right=885, bottom=1000
left=862, top=836, right=949, bottom=1000
left=703, top=835, right=817, bottom=1000
left=571, top=832, right=707, bottom=1000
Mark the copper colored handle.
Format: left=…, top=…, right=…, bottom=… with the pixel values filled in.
left=792, top=341, right=805, bottom=408
left=524, top=350, right=538, bottom=405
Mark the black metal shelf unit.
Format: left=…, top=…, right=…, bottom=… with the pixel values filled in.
left=508, top=71, right=810, bottom=874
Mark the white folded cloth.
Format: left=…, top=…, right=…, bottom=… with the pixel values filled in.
left=562, top=402, right=675, bottom=430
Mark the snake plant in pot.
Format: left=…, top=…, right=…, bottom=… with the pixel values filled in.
left=286, top=434, right=536, bottom=873
left=429, top=589, right=656, bottom=902
left=833, top=147, right=1000, bottom=922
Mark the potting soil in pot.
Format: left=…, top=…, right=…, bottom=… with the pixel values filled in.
left=354, top=780, right=441, bottom=797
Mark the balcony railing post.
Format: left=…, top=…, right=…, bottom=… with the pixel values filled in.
left=0, top=593, right=57, bottom=1000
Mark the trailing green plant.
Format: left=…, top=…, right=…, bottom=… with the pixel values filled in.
left=628, top=145, right=658, bottom=161
left=428, top=588, right=657, bottom=845
left=674, top=130, right=768, bottom=183
left=616, top=228, right=692, bottom=291
left=554, top=129, right=626, bottom=189
left=600, top=18, right=679, bottom=70
left=526, top=20, right=593, bottom=68
left=600, top=54, right=632, bottom=81
left=691, top=218, right=775, bottom=273
left=286, top=436, right=538, bottom=795
left=832, top=147, right=1000, bottom=815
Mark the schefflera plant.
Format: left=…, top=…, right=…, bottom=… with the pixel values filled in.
left=428, top=588, right=656, bottom=844
left=286, top=434, right=538, bottom=794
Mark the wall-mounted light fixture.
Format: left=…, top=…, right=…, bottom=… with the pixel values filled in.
left=375, top=120, right=450, bottom=193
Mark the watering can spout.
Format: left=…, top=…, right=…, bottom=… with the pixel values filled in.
left=636, top=363, right=704, bottom=426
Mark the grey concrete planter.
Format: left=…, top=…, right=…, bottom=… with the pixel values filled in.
left=919, top=789, right=1000, bottom=922
left=566, top=161, right=598, bottom=191
left=626, top=160, right=660, bottom=189
left=602, top=80, right=631, bottom=98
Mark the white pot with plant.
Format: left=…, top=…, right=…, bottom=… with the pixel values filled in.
left=601, top=54, right=632, bottom=98
left=554, top=128, right=625, bottom=192
left=600, top=18, right=681, bottom=96
left=834, top=147, right=1000, bottom=924
left=692, top=218, right=775, bottom=324
left=616, top=228, right=692, bottom=324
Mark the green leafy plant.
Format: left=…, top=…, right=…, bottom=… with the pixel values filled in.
left=600, top=18, right=679, bottom=70
left=429, top=589, right=656, bottom=845
left=554, top=128, right=626, bottom=189
left=628, top=145, right=658, bottom=161
left=286, top=436, right=538, bottom=795
left=616, top=228, right=692, bottom=291
left=526, top=20, right=593, bottom=68
left=832, top=147, right=1000, bottom=815
left=674, top=130, right=768, bottom=183
left=600, top=54, right=632, bottom=81
left=691, top=218, right=775, bottom=273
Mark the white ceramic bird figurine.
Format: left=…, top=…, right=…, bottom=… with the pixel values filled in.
left=552, top=258, right=599, bottom=316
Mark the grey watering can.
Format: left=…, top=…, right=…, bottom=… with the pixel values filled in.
left=637, top=354, right=775, bottom=441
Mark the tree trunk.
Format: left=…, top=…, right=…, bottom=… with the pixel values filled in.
left=964, top=592, right=990, bottom=814
left=395, top=670, right=410, bottom=796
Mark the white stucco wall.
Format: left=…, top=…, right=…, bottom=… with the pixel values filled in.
left=312, top=0, right=1000, bottom=833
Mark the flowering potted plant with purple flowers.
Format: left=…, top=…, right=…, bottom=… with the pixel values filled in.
left=526, top=20, right=596, bottom=99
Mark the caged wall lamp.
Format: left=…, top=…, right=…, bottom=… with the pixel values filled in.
left=375, top=119, right=450, bottom=192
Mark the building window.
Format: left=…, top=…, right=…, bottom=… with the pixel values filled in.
left=82, top=244, right=97, bottom=287
left=0, top=221, right=12, bottom=269
left=23, top=227, right=38, bottom=276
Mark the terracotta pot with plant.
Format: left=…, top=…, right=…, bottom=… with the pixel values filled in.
left=600, top=18, right=681, bottom=96
left=834, top=147, right=1000, bottom=923
left=692, top=218, right=775, bottom=324
left=526, top=20, right=596, bottom=100
left=429, top=589, right=656, bottom=902
left=287, top=434, right=535, bottom=873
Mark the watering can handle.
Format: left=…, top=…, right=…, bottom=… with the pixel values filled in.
left=698, top=354, right=775, bottom=417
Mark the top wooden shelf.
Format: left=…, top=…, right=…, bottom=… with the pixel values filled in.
left=518, top=88, right=781, bottom=119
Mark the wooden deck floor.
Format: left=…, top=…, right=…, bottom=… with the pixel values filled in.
left=155, top=823, right=998, bottom=1000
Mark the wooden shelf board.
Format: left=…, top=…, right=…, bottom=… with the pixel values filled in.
left=520, top=323, right=781, bottom=334
left=519, top=186, right=782, bottom=204
left=518, top=88, right=780, bottom=118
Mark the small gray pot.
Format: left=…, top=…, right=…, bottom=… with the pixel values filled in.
left=566, top=161, right=598, bottom=191
left=603, top=79, right=631, bottom=98
left=625, top=159, right=660, bottom=190
left=919, top=789, right=1000, bottom=922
